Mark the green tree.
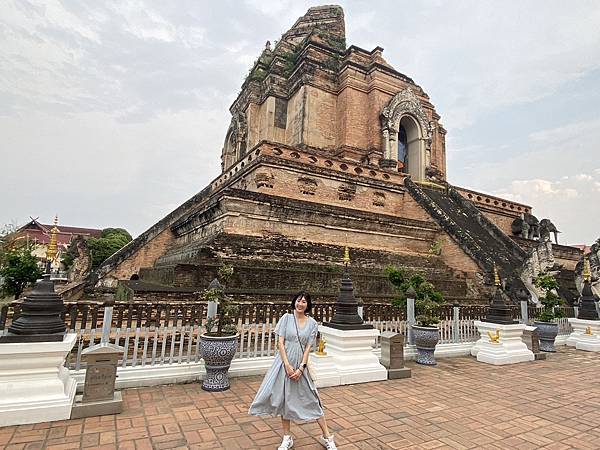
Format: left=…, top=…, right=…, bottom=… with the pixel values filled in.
left=385, top=266, right=445, bottom=326
left=203, top=264, right=239, bottom=336
left=0, top=246, right=43, bottom=299
left=87, top=228, right=132, bottom=270
left=534, top=272, right=564, bottom=322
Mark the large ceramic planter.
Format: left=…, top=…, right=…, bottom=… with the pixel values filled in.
left=412, top=325, right=439, bottom=365
left=534, top=321, right=558, bottom=352
left=199, top=333, right=239, bottom=391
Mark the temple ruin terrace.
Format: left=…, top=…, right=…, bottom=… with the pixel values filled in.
left=92, top=5, right=581, bottom=306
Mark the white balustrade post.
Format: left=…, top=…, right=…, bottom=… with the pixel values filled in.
left=574, top=306, right=579, bottom=317
left=520, top=300, right=529, bottom=325
left=101, top=303, right=114, bottom=345
left=452, top=303, right=460, bottom=343
left=407, top=295, right=416, bottom=345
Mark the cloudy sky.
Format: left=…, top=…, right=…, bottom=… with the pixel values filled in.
left=1, top=0, right=599, bottom=245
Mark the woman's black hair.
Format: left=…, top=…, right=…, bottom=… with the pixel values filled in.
left=291, top=291, right=312, bottom=315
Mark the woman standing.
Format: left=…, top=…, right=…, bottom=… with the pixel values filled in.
left=249, top=292, right=338, bottom=450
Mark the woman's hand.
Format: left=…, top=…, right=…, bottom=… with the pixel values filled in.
left=289, top=368, right=302, bottom=381
left=284, top=363, right=296, bottom=378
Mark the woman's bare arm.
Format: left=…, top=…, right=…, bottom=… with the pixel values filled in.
left=279, top=335, right=295, bottom=377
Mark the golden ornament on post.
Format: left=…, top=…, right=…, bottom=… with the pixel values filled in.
left=493, top=263, right=501, bottom=287
left=316, top=337, right=327, bottom=356
left=45, top=215, right=59, bottom=273
left=583, top=256, right=592, bottom=283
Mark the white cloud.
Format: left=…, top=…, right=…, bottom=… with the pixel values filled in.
left=500, top=179, right=578, bottom=202
left=1, top=0, right=599, bottom=247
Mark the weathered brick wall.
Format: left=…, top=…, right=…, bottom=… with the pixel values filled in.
left=336, top=85, right=369, bottom=150
left=243, top=165, right=430, bottom=222
left=104, top=227, right=175, bottom=285
left=436, top=233, right=480, bottom=274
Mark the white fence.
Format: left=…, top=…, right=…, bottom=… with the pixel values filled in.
left=67, top=316, right=486, bottom=371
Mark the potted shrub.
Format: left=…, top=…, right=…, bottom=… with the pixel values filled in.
left=386, top=267, right=445, bottom=365
left=533, top=272, right=564, bottom=352
left=199, top=264, right=240, bottom=391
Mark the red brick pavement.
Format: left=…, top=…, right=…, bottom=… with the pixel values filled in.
left=2, top=347, right=600, bottom=449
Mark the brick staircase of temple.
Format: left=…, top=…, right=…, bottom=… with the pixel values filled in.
left=405, top=178, right=530, bottom=302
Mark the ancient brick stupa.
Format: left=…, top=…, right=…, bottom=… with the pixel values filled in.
left=93, top=5, right=582, bottom=306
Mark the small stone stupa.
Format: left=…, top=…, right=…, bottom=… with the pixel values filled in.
left=566, top=257, right=600, bottom=351
left=308, top=247, right=387, bottom=387
left=471, top=265, right=534, bottom=365
left=323, top=247, right=373, bottom=331
left=0, top=218, right=78, bottom=426
left=484, top=264, right=515, bottom=325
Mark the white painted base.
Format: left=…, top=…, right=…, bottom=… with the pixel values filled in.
left=71, top=356, right=275, bottom=391
left=309, top=325, right=387, bottom=387
left=0, top=333, right=77, bottom=426
left=471, top=321, right=534, bottom=365
left=554, top=334, right=569, bottom=346
left=566, top=318, right=600, bottom=352
left=307, top=354, right=340, bottom=388
left=69, top=342, right=478, bottom=391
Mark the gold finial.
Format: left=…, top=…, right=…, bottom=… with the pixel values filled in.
left=46, top=215, right=59, bottom=262
left=585, top=326, right=593, bottom=336
left=493, top=263, right=501, bottom=287
left=583, top=256, right=592, bottom=283
left=343, top=246, right=350, bottom=266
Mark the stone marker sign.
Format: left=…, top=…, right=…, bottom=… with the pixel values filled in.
left=83, top=352, right=119, bottom=402
left=71, top=343, right=124, bottom=419
left=380, top=331, right=411, bottom=379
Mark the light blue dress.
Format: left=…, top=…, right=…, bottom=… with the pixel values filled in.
left=249, top=313, right=324, bottom=422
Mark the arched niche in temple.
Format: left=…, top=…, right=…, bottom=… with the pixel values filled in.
left=380, top=88, right=432, bottom=181
left=220, top=112, right=248, bottom=171
left=398, top=116, right=423, bottom=176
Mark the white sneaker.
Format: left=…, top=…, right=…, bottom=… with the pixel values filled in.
left=278, top=435, right=293, bottom=450
left=318, top=435, right=337, bottom=450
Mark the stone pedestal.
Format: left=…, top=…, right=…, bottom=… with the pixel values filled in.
left=566, top=318, right=600, bottom=352
left=71, top=343, right=124, bottom=419
left=522, top=326, right=546, bottom=360
left=0, top=333, right=77, bottom=426
left=309, top=325, right=387, bottom=387
left=307, top=353, right=340, bottom=388
left=471, top=321, right=534, bottom=365
left=379, top=332, right=411, bottom=379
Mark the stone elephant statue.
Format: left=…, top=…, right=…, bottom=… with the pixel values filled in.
left=539, top=218, right=560, bottom=244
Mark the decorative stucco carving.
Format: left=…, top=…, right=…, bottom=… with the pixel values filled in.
left=381, top=88, right=433, bottom=153
left=255, top=170, right=274, bottom=189
left=372, top=191, right=386, bottom=207
left=338, top=183, right=356, bottom=201
left=297, top=176, right=318, bottom=195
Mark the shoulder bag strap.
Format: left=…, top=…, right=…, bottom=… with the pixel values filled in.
left=292, top=314, right=305, bottom=355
